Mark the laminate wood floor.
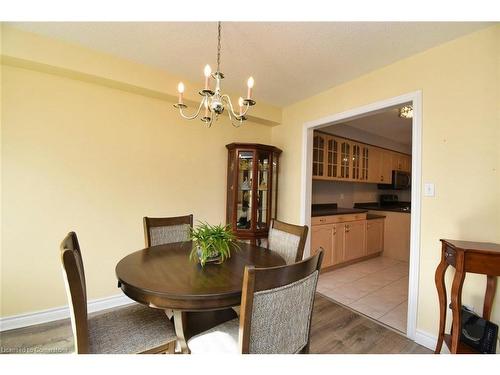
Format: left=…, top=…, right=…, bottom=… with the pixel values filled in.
left=0, top=294, right=431, bottom=354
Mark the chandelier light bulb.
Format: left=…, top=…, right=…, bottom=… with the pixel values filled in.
left=247, top=77, right=254, bottom=99
left=247, top=77, right=254, bottom=89
left=177, top=82, right=185, bottom=104
left=204, top=65, right=212, bottom=78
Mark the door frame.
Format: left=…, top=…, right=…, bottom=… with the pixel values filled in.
left=299, top=91, right=422, bottom=340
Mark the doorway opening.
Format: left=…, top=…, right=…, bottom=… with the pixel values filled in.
left=300, top=92, right=422, bottom=340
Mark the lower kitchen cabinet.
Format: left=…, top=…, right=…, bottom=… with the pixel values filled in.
left=311, top=223, right=344, bottom=269
left=342, top=220, right=367, bottom=262
left=366, top=218, right=385, bottom=255
left=311, top=213, right=385, bottom=270
left=311, top=224, right=334, bottom=268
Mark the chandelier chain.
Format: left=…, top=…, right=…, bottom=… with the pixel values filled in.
left=216, top=21, right=221, bottom=73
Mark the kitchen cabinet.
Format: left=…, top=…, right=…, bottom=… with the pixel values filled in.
left=367, top=147, right=392, bottom=183
left=311, top=223, right=345, bottom=269
left=325, top=136, right=339, bottom=179
left=367, top=218, right=385, bottom=255
left=312, top=133, right=327, bottom=178
left=311, top=213, right=376, bottom=270
left=339, top=140, right=351, bottom=179
left=311, top=224, right=334, bottom=268
left=312, top=131, right=411, bottom=184
left=392, top=153, right=411, bottom=172
left=368, top=210, right=410, bottom=262
left=342, top=220, right=367, bottom=261
left=380, top=150, right=393, bottom=183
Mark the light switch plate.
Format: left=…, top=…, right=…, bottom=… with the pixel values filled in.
left=424, top=183, right=435, bottom=197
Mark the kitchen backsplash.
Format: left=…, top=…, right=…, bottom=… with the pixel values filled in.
left=312, top=180, right=411, bottom=207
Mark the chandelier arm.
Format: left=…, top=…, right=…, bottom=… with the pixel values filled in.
left=221, top=94, right=249, bottom=119
left=222, top=96, right=243, bottom=128
left=178, top=97, right=206, bottom=120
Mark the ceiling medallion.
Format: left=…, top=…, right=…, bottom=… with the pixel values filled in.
left=399, top=105, right=413, bottom=119
left=174, top=22, right=255, bottom=127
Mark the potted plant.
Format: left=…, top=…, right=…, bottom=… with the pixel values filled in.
left=189, top=222, right=240, bottom=266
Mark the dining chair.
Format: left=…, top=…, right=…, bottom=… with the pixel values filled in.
left=267, top=219, right=309, bottom=264
left=60, top=232, right=177, bottom=354
left=143, top=214, right=193, bottom=247
left=187, top=249, right=324, bottom=354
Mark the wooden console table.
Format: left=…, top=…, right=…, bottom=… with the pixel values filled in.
left=435, top=239, right=500, bottom=354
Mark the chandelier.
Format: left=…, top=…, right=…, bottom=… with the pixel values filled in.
left=174, top=22, right=255, bottom=127
left=399, top=105, right=413, bottom=119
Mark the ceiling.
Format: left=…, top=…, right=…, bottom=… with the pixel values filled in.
left=7, top=22, right=491, bottom=106
left=324, top=106, right=412, bottom=145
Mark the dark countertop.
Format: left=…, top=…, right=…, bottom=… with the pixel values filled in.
left=354, top=202, right=411, bottom=214
left=367, top=213, right=386, bottom=220
left=311, top=203, right=368, bottom=217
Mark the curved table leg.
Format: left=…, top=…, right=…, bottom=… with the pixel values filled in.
left=483, top=276, right=497, bottom=321
left=434, top=252, right=449, bottom=354
left=450, top=256, right=466, bottom=354
left=172, top=310, right=190, bottom=354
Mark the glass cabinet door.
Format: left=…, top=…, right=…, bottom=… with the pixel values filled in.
left=256, top=151, right=271, bottom=230
left=360, top=146, right=369, bottom=181
left=352, top=143, right=361, bottom=180
left=237, top=151, right=253, bottom=230
left=340, top=141, right=350, bottom=179
left=312, top=134, right=325, bottom=177
left=326, top=137, right=338, bottom=178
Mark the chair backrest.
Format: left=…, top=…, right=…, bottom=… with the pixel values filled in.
left=267, top=219, right=309, bottom=264
left=238, top=249, right=323, bottom=354
left=60, top=232, right=89, bottom=353
left=143, top=214, right=193, bottom=247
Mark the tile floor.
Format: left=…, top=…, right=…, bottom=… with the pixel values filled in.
left=317, top=256, right=409, bottom=333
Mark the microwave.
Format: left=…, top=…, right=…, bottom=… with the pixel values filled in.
left=378, top=170, right=411, bottom=190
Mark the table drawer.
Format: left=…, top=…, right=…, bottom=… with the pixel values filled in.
left=312, top=213, right=367, bottom=226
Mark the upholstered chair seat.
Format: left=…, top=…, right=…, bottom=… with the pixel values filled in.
left=188, top=251, right=323, bottom=354
left=88, top=304, right=177, bottom=354
left=187, top=318, right=240, bottom=354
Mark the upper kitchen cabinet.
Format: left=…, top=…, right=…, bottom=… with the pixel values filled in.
left=380, top=149, right=393, bottom=183
left=312, top=130, right=410, bottom=184
left=339, top=139, right=351, bottom=179
left=367, top=146, right=391, bottom=183
left=325, top=136, right=339, bottom=179
left=312, top=133, right=327, bottom=178
left=392, top=152, right=411, bottom=172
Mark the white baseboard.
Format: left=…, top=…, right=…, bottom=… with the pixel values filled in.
left=414, top=329, right=440, bottom=352
left=0, top=294, right=134, bottom=332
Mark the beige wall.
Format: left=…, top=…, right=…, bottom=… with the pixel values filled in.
left=273, top=25, right=500, bottom=338
left=1, top=27, right=273, bottom=316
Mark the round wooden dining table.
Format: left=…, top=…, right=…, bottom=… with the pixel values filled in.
left=115, top=240, right=285, bottom=353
